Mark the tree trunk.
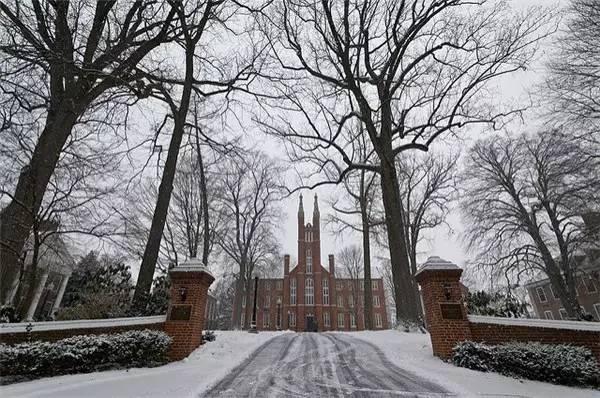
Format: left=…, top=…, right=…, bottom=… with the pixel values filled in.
left=408, top=236, right=424, bottom=319
left=0, top=111, right=77, bottom=304
left=196, top=144, right=211, bottom=266
left=361, top=199, right=374, bottom=330
left=379, top=162, right=419, bottom=324
left=132, top=116, right=188, bottom=311
left=232, top=271, right=246, bottom=329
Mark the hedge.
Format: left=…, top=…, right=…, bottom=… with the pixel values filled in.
left=0, top=329, right=171, bottom=381
left=453, top=341, right=600, bottom=387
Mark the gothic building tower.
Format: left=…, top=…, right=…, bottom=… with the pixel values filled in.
left=235, top=194, right=388, bottom=331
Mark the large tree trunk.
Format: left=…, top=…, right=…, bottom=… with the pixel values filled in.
left=0, top=111, right=77, bottom=304
left=197, top=145, right=211, bottom=266
left=379, top=162, right=419, bottom=324
left=132, top=116, right=188, bottom=311
left=361, top=199, right=374, bottom=330
left=231, top=271, right=246, bottom=329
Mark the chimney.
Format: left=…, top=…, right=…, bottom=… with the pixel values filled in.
left=328, top=254, right=335, bottom=276
left=284, top=254, right=290, bottom=275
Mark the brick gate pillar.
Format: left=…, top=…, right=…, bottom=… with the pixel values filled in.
left=164, top=258, right=215, bottom=361
left=415, top=256, right=471, bottom=360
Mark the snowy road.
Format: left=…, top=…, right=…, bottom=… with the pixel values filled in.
left=203, top=333, right=449, bottom=397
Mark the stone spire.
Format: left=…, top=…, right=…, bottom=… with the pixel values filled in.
left=298, top=194, right=304, bottom=218
left=312, top=194, right=320, bottom=234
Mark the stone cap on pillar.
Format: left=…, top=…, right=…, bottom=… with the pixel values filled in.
left=169, top=257, right=215, bottom=283
left=414, top=256, right=462, bottom=283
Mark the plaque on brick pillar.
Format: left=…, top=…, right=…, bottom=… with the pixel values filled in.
left=440, top=303, right=464, bottom=320
left=415, top=256, right=472, bottom=360
left=164, top=257, right=215, bottom=361
left=169, top=304, right=192, bottom=321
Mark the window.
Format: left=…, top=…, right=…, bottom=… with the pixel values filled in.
left=305, top=278, right=314, bottom=305
left=346, top=280, right=352, bottom=289
left=594, top=303, right=600, bottom=320
left=306, top=248, right=312, bottom=273
left=289, top=312, right=296, bottom=327
left=548, top=284, right=560, bottom=300
left=336, top=281, right=343, bottom=290
left=323, top=311, right=330, bottom=327
left=372, top=280, right=379, bottom=290
left=544, top=310, right=554, bottom=320
left=337, top=295, right=344, bottom=307
left=373, top=295, right=380, bottom=307
left=536, top=287, right=547, bottom=303
left=559, top=308, right=568, bottom=320
left=375, top=313, right=383, bottom=328
left=337, top=313, right=345, bottom=328
left=305, top=230, right=313, bottom=242
left=348, top=295, right=354, bottom=308
left=350, top=314, right=356, bottom=328
left=276, top=280, right=283, bottom=290
left=360, top=283, right=364, bottom=291
left=323, top=279, right=329, bottom=305
left=290, top=278, right=297, bottom=305
left=583, top=276, right=597, bottom=294
left=263, top=310, right=270, bottom=327
left=265, top=281, right=271, bottom=290
left=265, top=296, right=270, bottom=308
left=242, top=294, right=246, bottom=308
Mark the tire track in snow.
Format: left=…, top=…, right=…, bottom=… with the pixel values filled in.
left=202, top=332, right=449, bottom=397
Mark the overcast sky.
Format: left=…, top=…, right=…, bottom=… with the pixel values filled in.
left=275, top=0, right=568, bottom=276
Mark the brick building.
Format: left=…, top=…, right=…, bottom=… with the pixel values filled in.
left=235, top=195, right=388, bottom=331
left=525, top=213, right=600, bottom=321
left=526, top=263, right=600, bottom=321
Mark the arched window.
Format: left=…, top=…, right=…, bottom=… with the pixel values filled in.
left=305, top=278, right=314, bottom=305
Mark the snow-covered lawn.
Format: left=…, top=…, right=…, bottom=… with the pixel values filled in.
left=350, top=329, right=600, bottom=398
left=1, top=330, right=287, bottom=398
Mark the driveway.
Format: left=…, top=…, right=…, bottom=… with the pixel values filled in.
left=202, top=333, right=449, bottom=397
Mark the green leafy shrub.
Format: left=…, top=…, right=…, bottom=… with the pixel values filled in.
left=453, top=341, right=600, bottom=387
left=0, top=330, right=171, bottom=381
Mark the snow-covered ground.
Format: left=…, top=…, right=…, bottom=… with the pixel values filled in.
left=2, top=329, right=598, bottom=397
left=351, top=330, right=600, bottom=398
left=1, top=331, right=288, bottom=398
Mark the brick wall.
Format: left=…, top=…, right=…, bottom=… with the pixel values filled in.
left=415, top=257, right=600, bottom=362
left=0, top=316, right=166, bottom=345
left=468, top=316, right=600, bottom=361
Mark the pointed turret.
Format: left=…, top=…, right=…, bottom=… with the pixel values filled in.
left=298, top=194, right=305, bottom=242
left=313, top=194, right=320, bottom=240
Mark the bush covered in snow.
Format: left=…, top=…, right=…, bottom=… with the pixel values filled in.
left=0, top=329, right=171, bottom=380
left=453, top=341, right=600, bottom=387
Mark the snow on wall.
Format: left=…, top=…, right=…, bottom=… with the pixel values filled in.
left=0, top=315, right=166, bottom=334
left=468, top=315, right=600, bottom=332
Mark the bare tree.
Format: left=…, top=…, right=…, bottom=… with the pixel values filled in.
left=393, top=152, right=459, bottom=318
left=338, top=245, right=365, bottom=328
left=326, top=134, right=379, bottom=329
left=544, top=0, right=600, bottom=150
left=257, top=0, right=556, bottom=323
left=461, top=130, right=600, bottom=320
left=0, top=1, right=179, bottom=302
left=132, top=0, right=261, bottom=309
left=216, top=151, right=283, bottom=329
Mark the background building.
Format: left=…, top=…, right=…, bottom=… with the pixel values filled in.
left=235, top=195, right=388, bottom=331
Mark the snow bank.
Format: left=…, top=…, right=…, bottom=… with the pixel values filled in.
left=468, top=315, right=600, bottom=331
left=1, top=330, right=287, bottom=398
left=349, top=330, right=600, bottom=398
left=0, top=315, right=166, bottom=334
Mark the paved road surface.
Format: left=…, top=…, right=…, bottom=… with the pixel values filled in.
left=202, top=333, right=450, bottom=397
